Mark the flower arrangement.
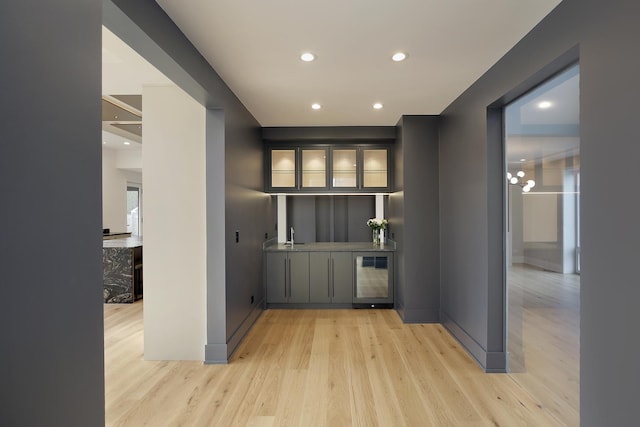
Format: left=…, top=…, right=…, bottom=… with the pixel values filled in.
left=367, top=218, right=388, bottom=245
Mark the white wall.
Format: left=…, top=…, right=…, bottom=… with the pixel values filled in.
left=102, top=147, right=127, bottom=232
left=102, top=147, right=142, bottom=232
left=143, top=85, right=206, bottom=360
left=116, top=149, right=142, bottom=171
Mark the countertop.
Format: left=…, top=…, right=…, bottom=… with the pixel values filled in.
left=103, top=236, right=143, bottom=249
left=263, top=240, right=395, bottom=252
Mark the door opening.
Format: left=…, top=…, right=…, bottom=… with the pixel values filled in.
left=504, top=64, right=580, bottom=426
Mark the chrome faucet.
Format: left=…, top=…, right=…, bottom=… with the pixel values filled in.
left=290, top=227, right=294, bottom=246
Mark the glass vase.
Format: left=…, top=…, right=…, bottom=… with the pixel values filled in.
left=372, top=229, right=380, bottom=245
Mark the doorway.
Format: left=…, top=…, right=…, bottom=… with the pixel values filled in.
left=126, top=184, right=142, bottom=236
left=504, top=64, right=580, bottom=426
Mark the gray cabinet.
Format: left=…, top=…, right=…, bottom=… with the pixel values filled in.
left=266, top=251, right=309, bottom=303
left=266, top=144, right=392, bottom=193
left=309, top=252, right=353, bottom=303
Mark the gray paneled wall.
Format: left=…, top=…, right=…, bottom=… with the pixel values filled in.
left=286, top=195, right=376, bottom=243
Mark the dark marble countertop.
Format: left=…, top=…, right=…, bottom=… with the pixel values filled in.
left=263, top=240, right=395, bottom=252
left=103, top=232, right=132, bottom=240
left=103, top=236, right=143, bottom=248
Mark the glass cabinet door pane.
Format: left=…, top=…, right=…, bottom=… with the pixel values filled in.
left=302, top=149, right=326, bottom=188
left=332, top=149, right=357, bottom=187
left=271, top=149, right=296, bottom=187
left=363, top=149, right=388, bottom=188
left=355, top=255, right=389, bottom=298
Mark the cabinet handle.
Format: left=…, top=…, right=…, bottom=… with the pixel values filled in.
left=332, top=258, right=335, bottom=297
left=328, top=258, right=331, bottom=297
left=284, top=259, right=287, bottom=297
left=288, top=258, right=292, bottom=297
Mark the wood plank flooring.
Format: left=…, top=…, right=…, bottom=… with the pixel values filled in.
left=105, top=304, right=565, bottom=426
left=507, top=264, right=580, bottom=427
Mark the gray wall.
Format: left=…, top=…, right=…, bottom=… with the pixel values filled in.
left=438, top=0, right=640, bottom=423
left=390, top=116, right=440, bottom=322
left=0, top=1, right=105, bottom=425
left=105, top=0, right=270, bottom=363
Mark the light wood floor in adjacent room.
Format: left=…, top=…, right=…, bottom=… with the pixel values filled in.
left=508, top=264, right=580, bottom=427
left=105, top=305, right=566, bottom=426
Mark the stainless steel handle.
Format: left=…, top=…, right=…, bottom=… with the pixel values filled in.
left=284, top=259, right=287, bottom=297
left=331, top=258, right=335, bottom=297
left=328, top=258, right=331, bottom=297
left=288, top=258, right=292, bottom=297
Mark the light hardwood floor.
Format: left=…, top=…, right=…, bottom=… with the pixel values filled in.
left=508, top=263, right=580, bottom=427
left=105, top=304, right=566, bottom=426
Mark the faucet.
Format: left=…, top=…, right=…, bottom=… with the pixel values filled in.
left=290, top=227, right=294, bottom=246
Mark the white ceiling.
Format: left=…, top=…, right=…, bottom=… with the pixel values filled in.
left=102, top=26, right=172, bottom=94
left=154, top=0, right=561, bottom=126
left=102, top=26, right=173, bottom=150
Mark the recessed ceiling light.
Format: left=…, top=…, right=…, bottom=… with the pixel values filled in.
left=538, top=101, right=552, bottom=109
left=373, top=103, right=383, bottom=110
left=123, top=141, right=131, bottom=145
left=300, top=52, right=315, bottom=62
left=392, top=52, right=407, bottom=62
left=311, top=103, right=321, bottom=110
left=520, top=158, right=526, bottom=162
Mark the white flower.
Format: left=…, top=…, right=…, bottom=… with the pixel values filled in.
left=366, top=218, right=388, bottom=230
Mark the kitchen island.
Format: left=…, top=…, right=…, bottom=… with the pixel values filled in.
left=264, top=241, right=395, bottom=308
left=103, top=236, right=143, bottom=303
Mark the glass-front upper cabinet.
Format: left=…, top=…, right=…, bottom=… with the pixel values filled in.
left=331, top=149, right=358, bottom=188
left=301, top=148, right=328, bottom=189
left=266, top=144, right=391, bottom=193
left=363, top=149, right=388, bottom=189
left=271, top=149, right=296, bottom=189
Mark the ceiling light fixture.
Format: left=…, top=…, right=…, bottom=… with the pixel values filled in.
left=520, top=158, right=526, bottom=162
left=311, top=103, right=321, bottom=110
left=300, top=52, right=315, bottom=62
left=538, top=101, right=552, bottom=109
left=507, top=171, right=536, bottom=192
left=123, top=141, right=131, bottom=145
left=392, top=52, right=407, bottom=62
left=373, top=103, right=383, bottom=110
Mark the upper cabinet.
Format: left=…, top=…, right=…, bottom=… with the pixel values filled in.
left=301, top=148, right=328, bottom=189
left=271, top=149, right=296, bottom=188
left=362, top=149, right=388, bottom=189
left=266, top=144, right=392, bottom=193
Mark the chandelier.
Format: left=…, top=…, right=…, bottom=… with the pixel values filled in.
left=507, top=171, right=536, bottom=192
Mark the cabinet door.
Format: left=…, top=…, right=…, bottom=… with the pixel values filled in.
left=301, top=148, right=328, bottom=189
left=362, top=148, right=389, bottom=189
left=288, top=252, right=310, bottom=303
left=266, top=252, right=288, bottom=303
left=271, top=149, right=297, bottom=189
left=331, top=148, right=358, bottom=189
left=331, top=252, right=353, bottom=303
left=309, top=252, right=331, bottom=303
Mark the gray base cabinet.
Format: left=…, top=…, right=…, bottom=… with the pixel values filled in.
left=266, top=251, right=309, bottom=303
left=265, top=243, right=394, bottom=308
left=309, top=252, right=353, bottom=303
